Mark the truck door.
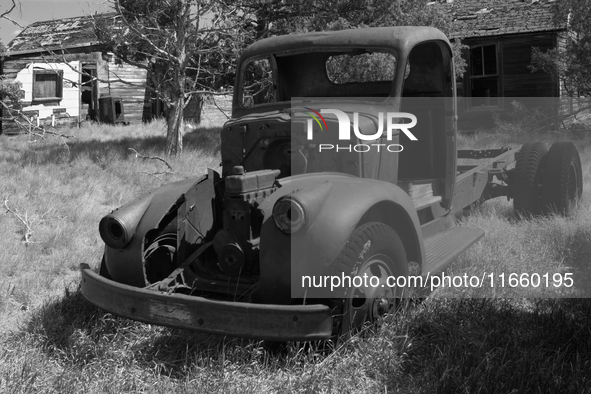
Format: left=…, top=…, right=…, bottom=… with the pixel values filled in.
left=400, top=40, right=457, bottom=210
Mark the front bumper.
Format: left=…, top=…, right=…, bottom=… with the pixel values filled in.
left=80, top=264, right=333, bottom=341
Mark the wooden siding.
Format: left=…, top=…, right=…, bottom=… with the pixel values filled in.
left=200, top=95, right=231, bottom=126
left=458, top=32, right=560, bottom=130
left=4, top=60, right=82, bottom=124
left=2, top=51, right=104, bottom=80
left=502, top=35, right=557, bottom=97
left=106, top=58, right=148, bottom=123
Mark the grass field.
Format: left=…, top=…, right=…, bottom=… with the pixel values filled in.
left=1, top=120, right=591, bottom=393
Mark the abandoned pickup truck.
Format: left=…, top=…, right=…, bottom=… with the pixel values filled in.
left=80, top=27, right=583, bottom=341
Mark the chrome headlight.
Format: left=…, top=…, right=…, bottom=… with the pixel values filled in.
left=273, top=196, right=307, bottom=233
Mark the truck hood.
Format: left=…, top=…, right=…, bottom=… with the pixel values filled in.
left=221, top=100, right=401, bottom=177
left=226, top=99, right=400, bottom=131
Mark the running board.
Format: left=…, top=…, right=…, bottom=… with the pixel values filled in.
left=422, top=227, right=485, bottom=276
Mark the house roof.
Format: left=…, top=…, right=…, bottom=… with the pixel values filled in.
left=6, top=14, right=115, bottom=55
left=6, top=1, right=566, bottom=55
left=431, top=0, right=566, bottom=39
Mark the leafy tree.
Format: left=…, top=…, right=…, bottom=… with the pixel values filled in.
left=530, top=0, right=591, bottom=96
left=97, top=0, right=256, bottom=156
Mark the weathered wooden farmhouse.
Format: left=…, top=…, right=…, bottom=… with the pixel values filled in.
left=434, top=0, right=568, bottom=128
left=2, top=14, right=148, bottom=129
left=1, top=14, right=200, bottom=132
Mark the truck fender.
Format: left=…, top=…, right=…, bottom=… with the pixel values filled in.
left=254, top=174, right=424, bottom=303
left=104, top=172, right=215, bottom=287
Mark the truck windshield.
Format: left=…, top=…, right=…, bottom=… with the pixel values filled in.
left=240, top=49, right=397, bottom=108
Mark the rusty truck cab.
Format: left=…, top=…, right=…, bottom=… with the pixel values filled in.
left=225, top=27, right=457, bottom=214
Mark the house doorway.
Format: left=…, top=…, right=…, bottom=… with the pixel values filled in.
left=81, top=63, right=99, bottom=121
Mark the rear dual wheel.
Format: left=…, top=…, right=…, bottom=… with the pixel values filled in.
left=543, top=142, right=583, bottom=215
left=513, top=142, right=547, bottom=216
left=513, top=141, right=583, bottom=217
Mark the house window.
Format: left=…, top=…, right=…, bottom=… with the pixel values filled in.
left=469, top=44, right=499, bottom=108
left=471, top=45, right=497, bottom=76
left=32, top=70, right=63, bottom=102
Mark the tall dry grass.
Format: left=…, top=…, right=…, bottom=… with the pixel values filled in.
left=0, top=121, right=590, bottom=393
left=448, top=128, right=591, bottom=299
left=0, top=120, right=220, bottom=335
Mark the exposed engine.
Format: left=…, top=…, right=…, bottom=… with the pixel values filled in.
left=139, top=166, right=280, bottom=296
left=213, top=165, right=279, bottom=276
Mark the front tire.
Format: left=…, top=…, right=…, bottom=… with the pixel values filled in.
left=329, top=222, right=408, bottom=338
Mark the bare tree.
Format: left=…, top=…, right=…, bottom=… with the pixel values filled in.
left=97, top=0, right=254, bottom=156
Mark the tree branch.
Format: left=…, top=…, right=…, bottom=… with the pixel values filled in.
left=111, top=0, right=182, bottom=64
left=4, top=198, right=34, bottom=245
left=209, top=95, right=231, bottom=120
left=0, top=101, right=75, bottom=155
left=0, top=0, right=18, bottom=23
left=128, top=148, right=174, bottom=172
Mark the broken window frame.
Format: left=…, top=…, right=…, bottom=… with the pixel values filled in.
left=467, top=43, right=500, bottom=110
left=32, top=69, right=64, bottom=103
